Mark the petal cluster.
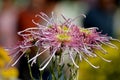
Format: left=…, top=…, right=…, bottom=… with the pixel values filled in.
left=9, top=12, right=119, bottom=70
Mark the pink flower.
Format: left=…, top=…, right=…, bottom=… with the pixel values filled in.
left=9, top=12, right=119, bottom=70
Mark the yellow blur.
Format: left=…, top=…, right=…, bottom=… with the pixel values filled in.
left=78, top=40, right=120, bottom=80
left=0, top=47, right=18, bottom=80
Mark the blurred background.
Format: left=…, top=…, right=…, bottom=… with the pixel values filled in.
left=0, top=0, right=120, bottom=80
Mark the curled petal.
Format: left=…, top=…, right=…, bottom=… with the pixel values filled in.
left=69, top=50, right=79, bottom=68
left=83, top=45, right=97, bottom=57
left=12, top=49, right=27, bottom=66
left=40, top=12, right=50, bottom=21
left=8, top=46, right=20, bottom=56
left=40, top=56, right=51, bottom=67
left=97, top=54, right=111, bottom=62
left=110, top=37, right=120, bottom=42
left=95, top=43, right=107, bottom=54
left=32, top=19, right=46, bottom=28
left=31, top=48, right=40, bottom=66
left=35, top=14, right=51, bottom=25
left=28, top=47, right=50, bottom=63
left=74, top=48, right=83, bottom=61
left=39, top=48, right=57, bottom=71
left=105, top=42, right=118, bottom=49
left=84, top=58, right=99, bottom=69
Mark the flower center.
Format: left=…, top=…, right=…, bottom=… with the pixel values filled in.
left=58, top=26, right=69, bottom=32
left=56, top=33, right=71, bottom=42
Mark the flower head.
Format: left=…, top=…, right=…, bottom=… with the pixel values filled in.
left=9, top=12, right=119, bottom=71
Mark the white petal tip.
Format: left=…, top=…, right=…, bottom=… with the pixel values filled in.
left=76, top=66, right=79, bottom=69
left=94, top=66, right=100, bottom=69
left=39, top=68, right=44, bottom=71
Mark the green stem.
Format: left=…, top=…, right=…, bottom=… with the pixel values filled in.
left=37, top=58, right=43, bottom=80
left=27, top=54, right=35, bottom=80
left=39, top=70, right=43, bottom=80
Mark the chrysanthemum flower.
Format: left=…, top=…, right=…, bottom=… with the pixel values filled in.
left=9, top=12, right=119, bottom=71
